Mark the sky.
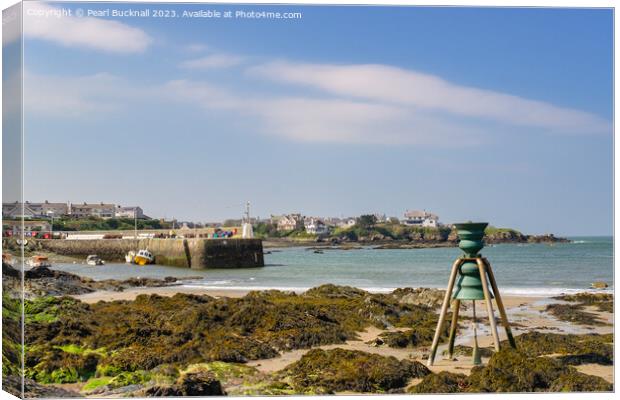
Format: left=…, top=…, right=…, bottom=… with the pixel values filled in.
left=7, top=1, right=613, bottom=235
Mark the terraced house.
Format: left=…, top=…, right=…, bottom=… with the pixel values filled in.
left=70, top=202, right=116, bottom=219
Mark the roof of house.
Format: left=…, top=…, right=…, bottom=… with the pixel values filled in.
left=404, top=210, right=438, bottom=219
left=73, top=203, right=115, bottom=209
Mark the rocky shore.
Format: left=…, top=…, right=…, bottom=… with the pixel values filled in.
left=1, top=263, right=612, bottom=397
left=2, top=262, right=192, bottom=298
left=264, top=230, right=569, bottom=249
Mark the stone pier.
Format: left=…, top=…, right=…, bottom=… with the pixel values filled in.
left=38, top=238, right=264, bottom=269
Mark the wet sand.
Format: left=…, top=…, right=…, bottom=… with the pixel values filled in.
left=72, top=286, right=613, bottom=383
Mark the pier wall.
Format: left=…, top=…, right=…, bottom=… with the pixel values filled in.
left=38, top=238, right=264, bottom=269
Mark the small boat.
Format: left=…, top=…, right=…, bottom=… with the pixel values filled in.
left=133, top=249, right=154, bottom=266
left=125, top=250, right=136, bottom=264
left=26, top=255, right=51, bottom=268
left=86, top=255, right=105, bottom=266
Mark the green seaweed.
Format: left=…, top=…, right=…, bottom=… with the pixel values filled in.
left=441, top=344, right=494, bottom=358
left=506, top=332, right=613, bottom=366
left=24, top=285, right=438, bottom=375
left=279, top=348, right=430, bottom=393
left=466, top=348, right=612, bottom=393
left=549, top=370, right=612, bottom=392
left=25, top=347, right=100, bottom=384
left=553, top=293, right=613, bottom=313
left=81, top=376, right=113, bottom=392
left=545, top=303, right=609, bottom=326
left=408, top=371, right=468, bottom=393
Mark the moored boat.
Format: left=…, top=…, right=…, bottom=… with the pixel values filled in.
left=125, top=250, right=136, bottom=264
left=133, top=249, right=154, bottom=266
left=26, top=255, right=51, bottom=268
left=86, top=255, right=105, bottom=266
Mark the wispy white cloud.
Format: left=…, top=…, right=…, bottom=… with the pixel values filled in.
left=183, top=43, right=210, bottom=53
left=248, top=61, right=611, bottom=135
left=23, top=3, right=152, bottom=53
left=163, top=80, right=484, bottom=146
left=23, top=71, right=150, bottom=117
left=179, top=54, right=245, bottom=69
left=25, top=56, right=611, bottom=147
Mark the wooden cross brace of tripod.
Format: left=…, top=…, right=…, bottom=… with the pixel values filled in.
left=427, top=257, right=517, bottom=367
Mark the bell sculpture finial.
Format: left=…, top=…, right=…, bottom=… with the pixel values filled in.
left=427, top=222, right=516, bottom=367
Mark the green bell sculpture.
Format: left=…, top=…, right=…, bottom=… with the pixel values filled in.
left=452, top=223, right=490, bottom=301
left=427, top=222, right=517, bottom=368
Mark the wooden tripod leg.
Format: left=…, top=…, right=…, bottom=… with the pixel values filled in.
left=446, top=299, right=461, bottom=359
left=476, top=258, right=500, bottom=351
left=427, top=258, right=462, bottom=367
left=484, top=258, right=516, bottom=349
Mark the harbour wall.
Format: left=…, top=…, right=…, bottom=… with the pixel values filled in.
left=38, top=238, right=264, bottom=269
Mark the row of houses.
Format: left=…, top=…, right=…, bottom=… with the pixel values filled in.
left=2, top=201, right=147, bottom=220
left=272, top=210, right=440, bottom=235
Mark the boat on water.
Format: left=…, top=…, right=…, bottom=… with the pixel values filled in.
left=26, top=255, right=51, bottom=268
left=127, top=249, right=154, bottom=266
left=125, top=250, right=136, bottom=264
left=86, top=255, right=105, bottom=266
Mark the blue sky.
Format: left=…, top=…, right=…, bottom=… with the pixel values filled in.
left=14, top=2, right=613, bottom=235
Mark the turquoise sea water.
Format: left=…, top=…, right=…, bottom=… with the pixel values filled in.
left=51, top=237, right=613, bottom=296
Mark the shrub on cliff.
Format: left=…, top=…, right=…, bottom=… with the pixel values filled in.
left=280, top=348, right=430, bottom=393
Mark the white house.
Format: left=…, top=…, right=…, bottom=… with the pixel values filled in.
left=337, top=218, right=357, bottom=228
left=304, top=218, right=330, bottom=235
left=115, top=206, right=145, bottom=219
left=276, top=214, right=305, bottom=231
left=403, top=210, right=439, bottom=227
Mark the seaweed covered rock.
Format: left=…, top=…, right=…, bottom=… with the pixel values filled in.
left=22, top=285, right=446, bottom=389
left=25, top=346, right=100, bottom=383
left=2, top=292, right=23, bottom=380
left=545, top=303, right=608, bottom=326
left=549, top=370, right=612, bottom=392
left=441, top=345, right=494, bottom=358
left=143, top=370, right=225, bottom=396
left=553, top=293, right=613, bottom=313
left=391, top=287, right=446, bottom=308
left=304, top=284, right=367, bottom=299
left=408, top=371, right=468, bottom=393
left=508, top=332, right=613, bottom=366
left=374, top=327, right=436, bottom=348
left=466, top=348, right=611, bottom=393
left=467, top=349, right=569, bottom=392
left=25, top=286, right=443, bottom=373
left=3, top=375, right=81, bottom=398
left=280, top=348, right=430, bottom=393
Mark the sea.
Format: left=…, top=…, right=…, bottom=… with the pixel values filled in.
left=52, top=237, right=613, bottom=297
